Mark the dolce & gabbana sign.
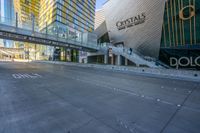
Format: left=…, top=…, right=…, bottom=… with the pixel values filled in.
left=116, top=13, right=146, bottom=30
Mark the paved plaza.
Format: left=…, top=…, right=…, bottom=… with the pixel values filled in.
left=0, top=62, right=200, bottom=133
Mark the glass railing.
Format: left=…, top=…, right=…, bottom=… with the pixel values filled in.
left=99, top=43, right=156, bottom=62
left=0, top=16, right=16, bottom=27
left=0, top=15, right=98, bottom=49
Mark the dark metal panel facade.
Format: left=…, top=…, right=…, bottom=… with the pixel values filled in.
left=161, top=0, right=200, bottom=48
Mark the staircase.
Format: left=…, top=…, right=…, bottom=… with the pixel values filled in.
left=99, top=44, right=161, bottom=68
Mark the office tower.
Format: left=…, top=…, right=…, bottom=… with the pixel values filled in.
left=39, top=0, right=96, bottom=62
left=39, top=0, right=96, bottom=33
left=0, top=0, right=15, bottom=47
left=14, top=0, right=40, bottom=26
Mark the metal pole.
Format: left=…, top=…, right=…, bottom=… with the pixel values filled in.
left=75, top=31, right=77, bottom=42
left=81, top=33, right=83, bottom=44
left=35, top=44, right=36, bottom=60
left=66, top=29, right=69, bottom=40
left=28, top=47, right=30, bottom=63
left=46, top=22, right=48, bottom=35
left=31, top=14, right=35, bottom=32
left=57, top=27, right=59, bottom=41
left=16, top=12, right=18, bottom=28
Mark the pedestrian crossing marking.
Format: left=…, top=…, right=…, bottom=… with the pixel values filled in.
left=12, top=73, right=42, bottom=79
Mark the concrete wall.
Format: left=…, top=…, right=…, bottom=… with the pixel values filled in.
left=94, top=21, right=107, bottom=38
left=94, top=9, right=105, bottom=30
left=103, top=0, right=166, bottom=58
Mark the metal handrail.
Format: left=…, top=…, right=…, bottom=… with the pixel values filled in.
left=99, top=43, right=156, bottom=62
left=98, top=43, right=159, bottom=67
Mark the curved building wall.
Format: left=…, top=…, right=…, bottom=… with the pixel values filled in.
left=103, top=0, right=166, bottom=58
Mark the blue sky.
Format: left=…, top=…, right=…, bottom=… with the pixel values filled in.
left=96, top=0, right=107, bottom=10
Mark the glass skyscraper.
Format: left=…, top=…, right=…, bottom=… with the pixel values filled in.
left=39, top=0, right=96, bottom=32
left=38, top=0, right=96, bottom=62
left=0, top=0, right=96, bottom=61
left=14, top=0, right=40, bottom=28
left=0, top=0, right=15, bottom=47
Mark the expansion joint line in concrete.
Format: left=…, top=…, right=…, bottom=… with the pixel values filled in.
left=159, top=83, right=198, bottom=133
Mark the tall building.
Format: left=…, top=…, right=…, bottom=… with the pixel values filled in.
left=0, top=0, right=15, bottom=21
left=1, top=0, right=96, bottom=61
left=13, top=0, right=43, bottom=60
left=39, top=0, right=96, bottom=62
left=14, top=0, right=40, bottom=27
left=0, top=0, right=15, bottom=47
left=39, top=0, right=96, bottom=33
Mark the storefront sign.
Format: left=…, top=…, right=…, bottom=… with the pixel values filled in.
left=179, top=5, right=195, bottom=20
left=116, top=13, right=146, bottom=30
left=170, top=56, right=200, bottom=69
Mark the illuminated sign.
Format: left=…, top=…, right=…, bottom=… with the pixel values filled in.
left=116, top=13, right=146, bottom=30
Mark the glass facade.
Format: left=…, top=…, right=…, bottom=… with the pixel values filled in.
left=0, top=0, right=96, bottom=62
left=39, top=0, right=96, bottom=32
left=14, top=0, right=40, bottom=27
left=38, top=0, right=96, bottom=62
left=0, top=0, right=15, bottom=48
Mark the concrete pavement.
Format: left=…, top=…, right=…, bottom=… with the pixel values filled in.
left=35, top=61, right=200, bottom=82
left=0, top=62, right=199, bottom=133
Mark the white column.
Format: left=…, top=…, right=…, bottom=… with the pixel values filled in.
left=104, top=54, right=108, bottom=64
left=117, top=55, right=121, bottom=66
left=111, top=54, right=114, bottom=65
left=125, top=58, right=128, bottom=66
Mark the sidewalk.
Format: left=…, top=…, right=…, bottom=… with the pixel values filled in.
left=34, top=61, right=200, bottom=82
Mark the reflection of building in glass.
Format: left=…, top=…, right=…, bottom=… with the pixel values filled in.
left=0, top=46, right=24, bottom=61
left=14, top=0, right=40, bottom=26
left=0, top=0, right=15, bottom=21
left=39, top=0, right=96, bottom=32
left=39, top=0, right=96, bottom=62
left=0, top=0, right=15, bottom=48
left=12, top=0, right=43, bottom=60
left=0, top=0, right=96, bottom=62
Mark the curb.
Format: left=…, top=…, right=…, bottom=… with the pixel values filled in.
left=33, top=61, right=200, bottom=82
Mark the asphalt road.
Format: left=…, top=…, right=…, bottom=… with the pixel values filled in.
left=0, top=62, right=200, bottom=133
